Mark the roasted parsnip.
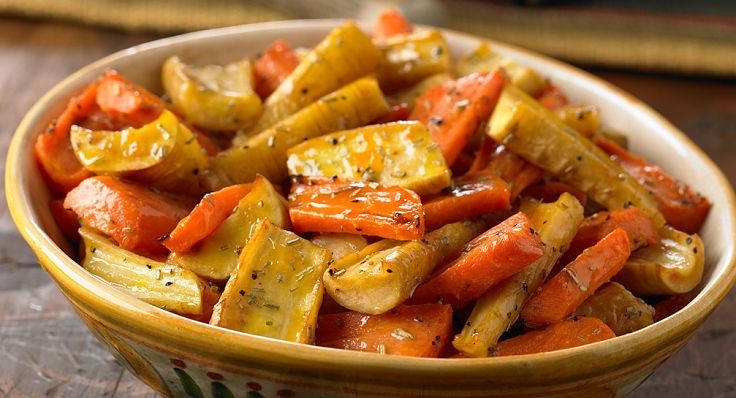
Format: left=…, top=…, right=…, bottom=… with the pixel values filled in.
left=79, top=227, right=205, bottom=315
left=204, top=75, right=389, bottom=189
left=487, top=85, right=665, bottom=227
left=323, top=219, right=487, bottom=315
left=615, top=225, right=705, bottom=296
left=286, top=121, right=451, bottom=196
left=573, top=281, right=655, bottom=335
left=210, top=219, right=332, bottom=343
left=70, top=110, right=209, bottom=195
left=162, top=56, right=263, bottom=132
left=375, top=29, right=452, bottom=93
left=456, top=42, right=546, bottom=97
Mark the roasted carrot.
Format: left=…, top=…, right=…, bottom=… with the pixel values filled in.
left=560, top=207, right=660, bottom=267
left=49, top=198, right=81, bottom=243
left=64, top=175, right=191, bottom=257
left=162, top=183, right=253, bottom=253
left=34, top=78, right=99, bottom=193
left=316, top=304, right=453, bottom=357
left=372, top=8, right=414, bottom=41
left=409, top=71, right=506, bottom=167
left=253, top=39, right=300, bottom=99
left=409, top=211, right=545, bottom=309
left=535, top=82, right=569, bottom=110
left=95, top=70, right=168, bottom=128
left=288, top=177, right=425, bottom=240
left=596, top=135, right=711, bottom=233
left=521, top=228, right=631, bottom=327
left=423, top=170, right=511, bottom=231
left=469, top=137, right=546, bottom=199
left=491, top=316, right=616, bottom=356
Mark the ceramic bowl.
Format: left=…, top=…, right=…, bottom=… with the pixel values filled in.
left=6, top=19, right=736, bottom=398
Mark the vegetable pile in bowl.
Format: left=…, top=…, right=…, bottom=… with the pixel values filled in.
left=8, top=9, right=736, bottom=398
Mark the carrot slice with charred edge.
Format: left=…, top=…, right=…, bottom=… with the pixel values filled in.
left=372, top=8, right=414, bottom=41
left=408, top=211, right=545, bottom=309
left=95, top=70, right=168, bottom=128
left=288, top=177, right=425, bottom=240
left=253, top=39, right=300, bottom=99
left=521, top=228, right=631, bottom=328
left=34, top=79, right=99, bottom=193
left=410, top=71, right=506, bottom=167
left=596, top=135, right=711, bottom=234
left=49, top=198, right=81, bottom=243
left=162, top=183, right=254, bottom=253
left=559, top=207, right=660, bottom=269
left=64, top=175, right=191, bottom=257
left=535, top=82, right=569, bottom=110
left=491, top=316, right=616, bottom=356
left=469, top=137, right=546, bottom=199
left=423, top=171, right=511, bottom=231
left=316, top=304, right=453, bottom=357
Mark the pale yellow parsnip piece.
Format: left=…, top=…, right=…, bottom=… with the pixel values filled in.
left=323, top=219, right=487, bottom=315
left=487, top=85, right=665, bottom=227
left=210, top=219, right=331, bottom=344
left=79, top=227, right=205, bottom=316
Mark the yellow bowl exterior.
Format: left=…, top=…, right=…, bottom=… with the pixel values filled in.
left=6, top=19, right=736, bottom=398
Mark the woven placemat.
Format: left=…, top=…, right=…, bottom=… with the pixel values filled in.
left=2, top=0, right=734, bottom=77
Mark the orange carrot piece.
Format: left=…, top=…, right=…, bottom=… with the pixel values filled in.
left=34, top=79, right=100, bottom=193
left=410, top=71, right=506, bottom=167
left=566, top=207, right=659, bottom=261
left=492, top=316, right=616, bottom=356
left=95, top=70, right=168, bottom=128
left=316, top=304, right=453, bottom=357
left=162, top=183, right=253, bottom=253
left=63, top=175, right=191, bottom=257
left=469, top=137, right=546, bottom=199
left=253, top=39, right=300, bottom=99
left=288, top=178, right=425, bottom=240
left=521, top=228, right=631, bottom=327
left=423, top=171, right=511, bottom=231
left=596, top=136, right=711, bottom=233
left=409, top=211, right=545, bottom=309
left=372, top=8, right=414, bottom=41
left=535, top=83, right=569, bottom=110
left=49, top=198, right=81, bottom=243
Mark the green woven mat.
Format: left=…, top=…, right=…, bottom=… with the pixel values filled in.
left=2, top=0, right=734, bottom=77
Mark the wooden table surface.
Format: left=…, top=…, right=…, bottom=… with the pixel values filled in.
left=1, top=16, right=735, bottom=398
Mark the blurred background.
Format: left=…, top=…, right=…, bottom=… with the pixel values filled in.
left=1, top=0, right=735, bottom=77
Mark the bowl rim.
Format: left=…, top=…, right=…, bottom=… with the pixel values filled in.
left=6, top=17, right=736, bottom=389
